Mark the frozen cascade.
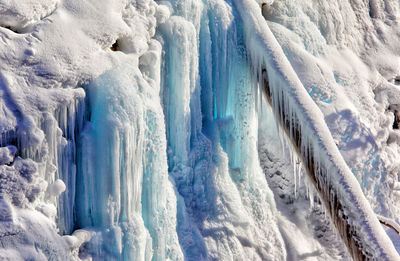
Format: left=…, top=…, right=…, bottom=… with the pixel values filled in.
left=159, top=0, right=285, bottom=259
left=42, top=94, right=85, bottom=235
left=0, top=71, right=85, bottom=236
left=1, top=0, right=400, bottom=259
left=0, top=0, right=287, bottom=258
left=75, top=57, right=183, bottom=260
left=0, top=71, right=86, bottom=258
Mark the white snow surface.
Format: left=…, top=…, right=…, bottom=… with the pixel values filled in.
left=234, top=0, right=399, bottom=258
left=0, top=0, right=400, bottom=260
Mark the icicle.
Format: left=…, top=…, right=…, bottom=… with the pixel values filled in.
left=293, top=152, right=297, bottom=198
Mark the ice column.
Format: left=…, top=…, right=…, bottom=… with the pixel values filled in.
left=75, top=57, right=182, bottom=260
left=159, top=0, right=286, bottom=259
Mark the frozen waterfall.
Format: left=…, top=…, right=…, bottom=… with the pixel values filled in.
left=1, top=0, right=400, bottom=260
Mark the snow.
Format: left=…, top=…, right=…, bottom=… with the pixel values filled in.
left=0, top=145, right=16, bottom=165
left=258, top=98, right=350, bottom=260
left=155, top=5, right=170, bottom=24
left=264, top=0, right=400, bottom=221
left=0, top=0, right=400, bottom=259
left=378, top=215, right=400, bottom=235
left=0, top=0, right=182, bottom=258
left=0, top=208, right=70, bottom=260
left=233, top=0, right=400, bottom=258
left=0, top=0, right=58, bottom=32
left=0, top=198, right=14, bottom=222
left=47, top=179, right=66, bottom=197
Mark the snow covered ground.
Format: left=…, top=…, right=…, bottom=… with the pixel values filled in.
left=0, top=0, right=400, bottom=260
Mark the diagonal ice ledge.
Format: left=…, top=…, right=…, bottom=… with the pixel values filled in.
left=232, top=0, right=400, bottom=260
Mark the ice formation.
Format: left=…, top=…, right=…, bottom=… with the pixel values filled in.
left=1, top=0, right=400, bottom=260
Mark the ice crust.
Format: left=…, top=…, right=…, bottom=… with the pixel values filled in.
left=0, top=0, right=400, bottom=260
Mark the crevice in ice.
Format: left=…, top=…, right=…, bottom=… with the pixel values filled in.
left=386, top=104, right=400, bottom=132
left=394, top=76, right=400, bottom=86
left=0, top=130, right=18, bottom=150
left=261, top=2, right=271, bottom=18
left=393, top=109, right=400, bottom=129
left=369, top=0, right=381, bottom=19
left=110, top=40, right=121, bottom=52
left=0, top=25, right=22, bottom=34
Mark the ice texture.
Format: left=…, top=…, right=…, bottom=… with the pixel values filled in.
left=0, top=0, right=400, bottom=259
left=74, top=58, right=183, bottom=260
left=158, top=0, right=286, bottom=259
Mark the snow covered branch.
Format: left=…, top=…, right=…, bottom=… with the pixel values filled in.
left=378, top=215, right=400, bottom=236
left=232, top=0, right=400, bottom=259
